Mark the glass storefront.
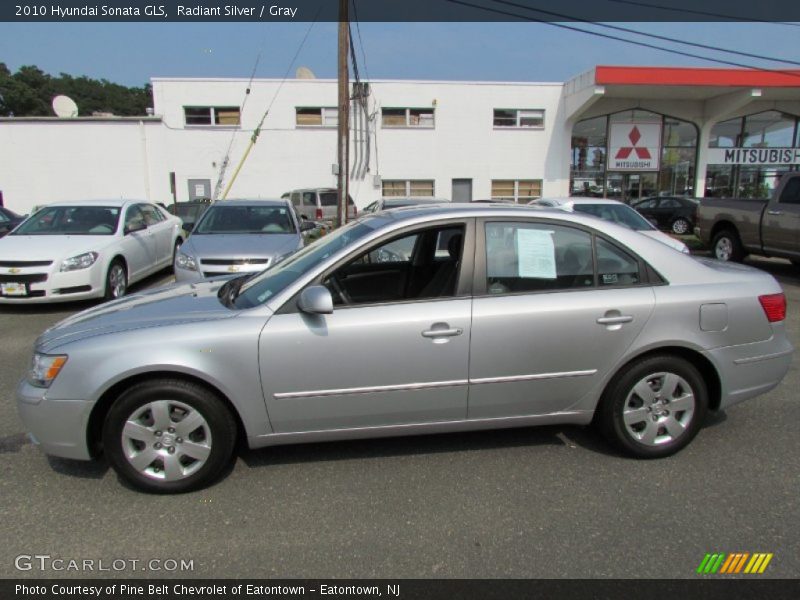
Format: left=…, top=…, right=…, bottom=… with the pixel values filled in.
left=570, top=109, right=698, bottom=202
left=705, top=111, right=800, bottom=199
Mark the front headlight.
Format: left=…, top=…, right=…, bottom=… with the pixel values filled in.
left=27, top=353, right=68, bottom=388
left=175, top=252, right=197, bottom=271
left=60, top=252, right=98, bottom=272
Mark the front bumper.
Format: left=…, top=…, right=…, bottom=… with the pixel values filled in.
left=174, top=261, right=270, bottom=283
left=0, top=263, right=104, bottom=303
left=16, top=379, right=94, bottom=460
left=704, top=333, right=794, bottom=410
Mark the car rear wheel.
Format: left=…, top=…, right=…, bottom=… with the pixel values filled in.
left=102, top=379, right=237, bottom=493
left=598, top=355, right=707, bottom=458
left=671, top=217, right=690, bottom=235
left=104, top=260, right=127, bottom=300
left=711, top=229, right=744, bottom=262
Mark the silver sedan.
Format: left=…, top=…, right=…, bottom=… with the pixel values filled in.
left=17, top=204, right=793, bottom=493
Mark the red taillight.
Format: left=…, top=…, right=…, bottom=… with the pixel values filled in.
left=759, top=293, right=786, bottom=323
left=315, top=208, right=323, bottom=220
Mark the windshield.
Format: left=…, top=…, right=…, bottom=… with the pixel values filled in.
left=12, top=206, right=120, bottom=236
left=233, top=220, right=379, bottom=309
left=573, top=203, right=654, bottom=231
left=195, top=205, right=296, bottom=234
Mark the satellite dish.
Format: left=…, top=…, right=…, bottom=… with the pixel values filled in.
left=52, top=95, right=79, bottom=118
left=295, top=66, right=316, bottom=80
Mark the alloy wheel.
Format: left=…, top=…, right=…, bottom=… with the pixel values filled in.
left=622, top=372, right=696, bottom=446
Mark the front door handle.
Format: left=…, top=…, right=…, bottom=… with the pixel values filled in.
left=767, top=210, right=784, bottom=216
left=596, top=315, right=633, bottom=325
left=422, top=322, right=463, bottom=339
left=422, top=327, right=463, bottom=338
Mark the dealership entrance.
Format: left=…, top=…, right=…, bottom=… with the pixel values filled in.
left=605, top=172, right=658, bottom=202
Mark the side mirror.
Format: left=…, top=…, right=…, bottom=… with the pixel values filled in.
left=300, top=221, right=316, bottom=232
left=297, top=285, right=333, bottom=315
left=125, top=220, right=147, bottom=235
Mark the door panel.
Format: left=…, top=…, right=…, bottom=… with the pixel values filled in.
left=259, top=300, right=471, bottom=433
left=469, top=288, right=655, bottom=418
left=120, top=206, right=155, bottom=279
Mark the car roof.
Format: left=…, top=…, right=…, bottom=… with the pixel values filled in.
left=536, top=197, right=628, bottom=206
left=39, top=199, right=141, bottom=208
left=383, top=197, right=450, bottom=204
left=206, top=199, right=288, bottom=207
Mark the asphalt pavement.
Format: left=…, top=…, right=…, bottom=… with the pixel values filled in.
left=1, top=260, right=798, bottom=579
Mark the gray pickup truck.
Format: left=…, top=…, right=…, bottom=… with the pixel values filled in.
left=695, top=172, right=800, bottom=265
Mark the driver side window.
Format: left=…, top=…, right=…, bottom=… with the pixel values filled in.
left=323, top=224, right=465, bottom=307
left=125, top=206, right=146, bottom=232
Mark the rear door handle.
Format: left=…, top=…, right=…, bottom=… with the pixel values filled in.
left=596, top=315, right=633, bottom=325
left=767, top=210, right=784, bottom=216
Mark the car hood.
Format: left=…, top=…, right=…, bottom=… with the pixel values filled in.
left=36, top=280, right=237, bottom=352
left=182, top=233, right=300, bottom=258
left=640, top=230, right=689, bottom=253
left=0, top=234, right=115, bottom=261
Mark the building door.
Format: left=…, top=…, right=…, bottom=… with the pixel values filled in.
left=606, top=173, right=657, bottom=203
left=452, top=179, right=473, bottom=202
left=187, top=179, right=211, bottom=201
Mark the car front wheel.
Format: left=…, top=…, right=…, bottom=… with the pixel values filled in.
left=102, top=379, right=237, bottom=493
left=598, top=355, right=708, bottom=458
left=104, top=260, right=128, bottom=300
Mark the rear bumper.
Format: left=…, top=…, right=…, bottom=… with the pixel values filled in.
left=16, top=379, right=93, bottom=460
left=704, top=335, right=794, bottom=410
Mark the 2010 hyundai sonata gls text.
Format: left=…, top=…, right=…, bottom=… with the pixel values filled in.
left=17, top=205, right=793, bottom=493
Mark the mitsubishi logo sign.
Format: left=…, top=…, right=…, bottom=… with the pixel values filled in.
left=608, top=122, right=661, bottom=171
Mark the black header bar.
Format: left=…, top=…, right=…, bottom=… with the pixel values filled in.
left=4, top=0, right=800, bottom=23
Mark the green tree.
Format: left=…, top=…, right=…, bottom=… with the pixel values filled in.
left=0, top=63, right=152, bottom=117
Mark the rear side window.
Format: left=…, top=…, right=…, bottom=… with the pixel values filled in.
left=596, top=238, right=640, bottom=286
left=779, top=178, right=800, bottom=205
left=319, top=192, right=338, bottom=207
left=485, top=222, right=594, bottom=294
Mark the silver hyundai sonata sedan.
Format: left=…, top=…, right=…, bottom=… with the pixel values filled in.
left=17, top=204, right=793, bottom=493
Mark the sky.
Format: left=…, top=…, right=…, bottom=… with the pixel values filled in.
left=1, top=21, right=799, bottom=87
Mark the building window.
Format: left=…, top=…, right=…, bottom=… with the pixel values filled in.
left=706, top=110, right=799, bottom=199
left=184, top=106, right=241, bottom=126
left=296, top=107, right=338, bottom=127
left=382, top=180, right=435, bottom=197
left=491, top=180, right=542, bottom=203
left=381, top=108, right=435, bottom=128
left=493, top=109, right=545, bottom=128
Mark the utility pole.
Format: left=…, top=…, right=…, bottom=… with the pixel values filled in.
left=336, top=0, right=350, bottom=228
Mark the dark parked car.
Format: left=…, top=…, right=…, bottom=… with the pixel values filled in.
left=0, top=206, right=25, bottom=237
left=167, top=200, right=211, bottom=234
left=631, top=196, right=699, bottom=235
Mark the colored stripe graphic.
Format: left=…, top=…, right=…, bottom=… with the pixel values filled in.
left=702, top=552, right=773, bottom=574
left=697, top=552, right=775, bottom=575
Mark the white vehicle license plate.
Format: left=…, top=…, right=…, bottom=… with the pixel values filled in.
left=1, top=282, right=27, bottom=296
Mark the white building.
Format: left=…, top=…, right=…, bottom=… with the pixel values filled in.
left=1, top=65, right=799, bottom=215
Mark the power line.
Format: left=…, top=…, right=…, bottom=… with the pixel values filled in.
left=490, top=0, right=800, bottom=67
left=351, top=0, right=373, bottom=82
left=444, top=0, right=800, bottom=80
left=604, top=0, right=800, bottom=28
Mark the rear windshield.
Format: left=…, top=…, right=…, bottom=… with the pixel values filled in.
left=573, top=204, right=654, bottom=231
left=12, top=206, right=120, bottom=236
left=195, top=205, right=296, bottom=234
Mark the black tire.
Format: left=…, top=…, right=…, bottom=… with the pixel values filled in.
left=104, top=259, right=128, bottom=300
left=671, top=217, right=690, bottom=235
left=172, top=239, right=183, bottom=273
left=711, top=228, right=745, bottom=262
left=102, top=379, right=237, bottom=493
left=597, top=355, right=708, bottom=458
